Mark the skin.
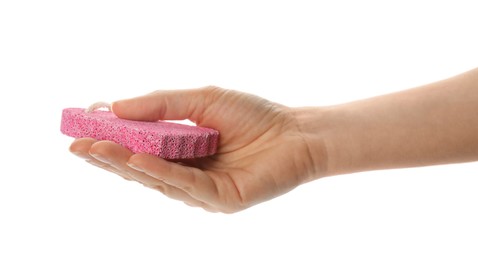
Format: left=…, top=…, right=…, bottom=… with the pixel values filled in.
left=70, top=67, right=478, bottom=213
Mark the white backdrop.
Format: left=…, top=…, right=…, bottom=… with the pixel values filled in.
left=1, top=1, right=477, bottom=259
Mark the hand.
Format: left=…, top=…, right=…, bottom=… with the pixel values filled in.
left=69, top=86, right=325, bottom=213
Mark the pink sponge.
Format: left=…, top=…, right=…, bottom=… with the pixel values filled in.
left=61, top=108, right=219, bottom=159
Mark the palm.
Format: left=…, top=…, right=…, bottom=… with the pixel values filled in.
left=171, top=90, right=310, bottom=212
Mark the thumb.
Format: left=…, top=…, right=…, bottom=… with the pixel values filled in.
left=112, top=86, right=219, bottom=123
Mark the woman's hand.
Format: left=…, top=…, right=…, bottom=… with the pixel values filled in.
left=69, top=68, right=478, bottom=213
left=70, top=87, right=325, bottom=213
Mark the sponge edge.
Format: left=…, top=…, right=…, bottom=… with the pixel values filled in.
left=61, top=108, right=219, bottom=159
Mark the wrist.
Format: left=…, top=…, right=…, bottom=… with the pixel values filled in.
left=293, top=105, right=363, bottom=178
left=292, top=107, right=333, bottom=180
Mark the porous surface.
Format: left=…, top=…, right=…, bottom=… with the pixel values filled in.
left=61, top=108, right=219, bottom=159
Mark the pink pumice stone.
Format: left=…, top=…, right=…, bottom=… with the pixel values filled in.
left=61, top=108, right=219, bottom=159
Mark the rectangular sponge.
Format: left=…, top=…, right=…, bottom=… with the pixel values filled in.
left=61, top=108, right=219, bottom=159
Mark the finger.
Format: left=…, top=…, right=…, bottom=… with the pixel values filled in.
left=85, top=159, right=132, bottom=180
left=86, top=156, right=134, bottom=181
left=184, top=201, right=219, bottom=213
left=70, top=138, right=133, bottom=180
left=127, top=153, right=218, bottom=203
left=98, top=147, right=215, bottom=206
left=111, top=86, right=223, bottom=123
left=80, top=141, right=220, bottom=210
left=69, top=138, right=98, bottom=159
left=88, top=141, right=172, bottom=186
left=89, top=142, right=216, bottom=206
left=88, top=140, right=139, bottom=173
left=69, top=138, right=114, bottom=169
left=88, top=140, right=147, bottom=180
left=147, top=183, right=214, bottom=208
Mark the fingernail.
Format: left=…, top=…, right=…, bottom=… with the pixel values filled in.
left=71, top=151, right=87, bottom=159
left=85, top=159, right=105, bottom=167
left=90, top=153, right=109, bottom=163
left=127, top=162, right=143, bottom=171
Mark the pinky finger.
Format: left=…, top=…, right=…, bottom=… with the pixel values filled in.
left=183, top=202, right=219, bottom=213
left=85, top=159, right=133, bottom=181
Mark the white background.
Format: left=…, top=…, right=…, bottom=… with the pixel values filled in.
left=1, top=0, right=477, bottom=259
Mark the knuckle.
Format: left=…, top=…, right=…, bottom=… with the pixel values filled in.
left=201, top=85, right=222, bottom=93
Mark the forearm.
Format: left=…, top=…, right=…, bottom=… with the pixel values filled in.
left=300, top=68, right=478, bottom=177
